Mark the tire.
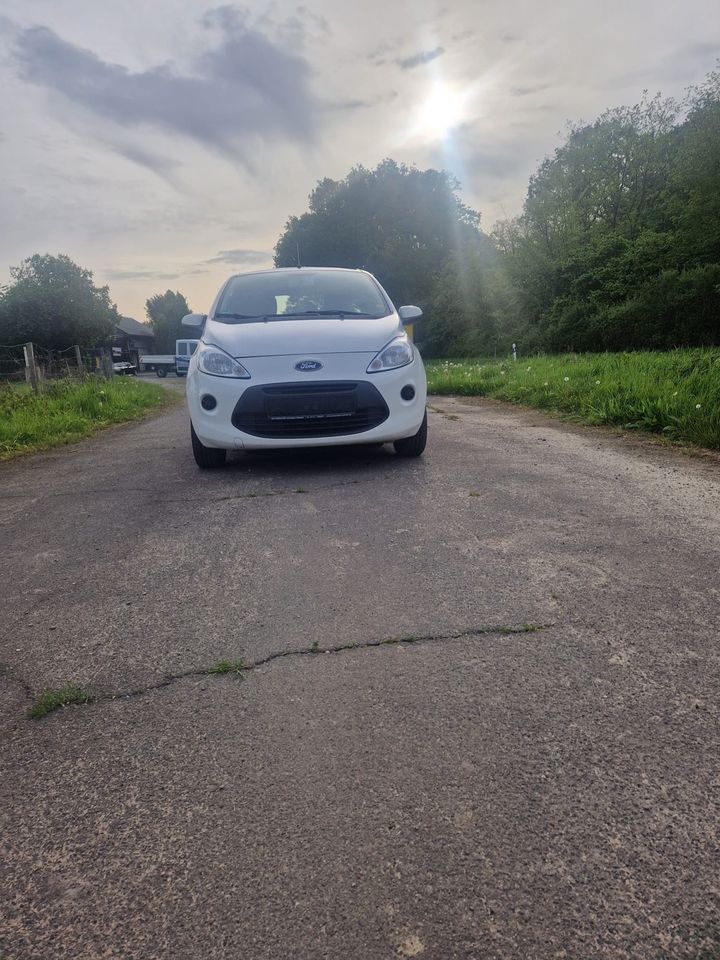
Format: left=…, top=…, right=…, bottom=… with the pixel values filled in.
left=191, top=424, right=226, bottom=469
left=156, top=367, right=167, bottom=378
left=393, top=411, right=427, bottom=458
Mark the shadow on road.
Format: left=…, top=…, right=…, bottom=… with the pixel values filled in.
left=216, top=442, right=425, bottom=482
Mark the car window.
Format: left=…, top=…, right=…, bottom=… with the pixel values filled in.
left=215, top=271, right=391, bottom=322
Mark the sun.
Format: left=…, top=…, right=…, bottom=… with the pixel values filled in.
left=417, top=85, right=465, bottom=139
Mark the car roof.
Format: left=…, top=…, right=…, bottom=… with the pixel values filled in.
left=227, top=267, right=372, bottom=280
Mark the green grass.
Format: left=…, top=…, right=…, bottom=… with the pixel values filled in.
left=207, top=659, right=248, bottom=674
left=0, top=376, right=172, bottom=459
left=426, top=349, right=720, bottom=449
left=28, top=685, right=95, bottom=719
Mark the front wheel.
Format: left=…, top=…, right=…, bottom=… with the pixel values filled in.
left=393, top=411, right=427, bottom=458
left=191, top=424, right=227, bottom=469
left=156, top=367, right=167, bottom=378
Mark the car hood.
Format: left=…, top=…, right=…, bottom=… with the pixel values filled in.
left=203, top=314, right=404, bottom=358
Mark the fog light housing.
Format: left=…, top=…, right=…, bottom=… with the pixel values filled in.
left=201, top=394, right=217, bottom=410
left=400, top=385, right=415, bottom=401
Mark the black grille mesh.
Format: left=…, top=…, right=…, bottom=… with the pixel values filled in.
left=232, top=381, right=389, bottom=439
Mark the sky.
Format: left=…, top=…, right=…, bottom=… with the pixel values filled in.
left=1, top=0, right=718, bottom=321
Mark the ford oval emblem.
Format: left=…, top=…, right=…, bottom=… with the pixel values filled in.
left=295, top=359, right=323, bottom=372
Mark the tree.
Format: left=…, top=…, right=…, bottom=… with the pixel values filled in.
left=145, top=290, right=191, bottom=353
left=671, top=69, right=720, bottom=265
left=275, top=160, right=482, bottom=305
left=275, top=159, right=492, bottom=352
left=490, top=71, right=720, bottom=352
left=0, top=254, right=119, bottom=349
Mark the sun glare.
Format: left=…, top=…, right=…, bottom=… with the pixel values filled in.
left=417, top=86, right=465, bottom=139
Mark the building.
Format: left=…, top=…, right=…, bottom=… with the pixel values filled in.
left=113, top=317, right=156, bottom=367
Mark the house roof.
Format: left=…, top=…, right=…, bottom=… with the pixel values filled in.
left=117, top=316, right=154, bottom=338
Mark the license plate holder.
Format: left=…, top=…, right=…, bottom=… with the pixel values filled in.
left=266, top=393, right=356, bottom=421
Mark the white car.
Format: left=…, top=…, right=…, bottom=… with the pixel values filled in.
left=182, top=267, right=427, bottom=468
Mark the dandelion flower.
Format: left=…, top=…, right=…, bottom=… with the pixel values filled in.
left=696, top=403, right=702, bottom=409
left=563, top=376, right=570, bottom=382
left=595, top=380, right=600, bottom=385
left=544, top=381, right=549, bottom=386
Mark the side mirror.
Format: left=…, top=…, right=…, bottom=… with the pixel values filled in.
left=182, top=313, right=207, bottom=329
left=398, top=305, right=423, bottom=344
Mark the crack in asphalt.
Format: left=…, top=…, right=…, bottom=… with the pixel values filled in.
left=27, top=622, right=550, bottom=719
left=0, top=662, right=34, bottom=700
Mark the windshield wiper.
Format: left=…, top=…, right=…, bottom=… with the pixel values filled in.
left=214, top=310, right=384, bottom=323
left=280, top=310, right=382, bottom=318
left=214, top=312, right=269, bottom=321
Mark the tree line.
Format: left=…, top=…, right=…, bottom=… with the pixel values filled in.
left=1, top=67, right=718, bottom=357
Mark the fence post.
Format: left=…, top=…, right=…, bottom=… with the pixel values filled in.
left=74, top=345, right=83, bottom=375
left=100, top=348, right=114, bottom=379
left=24, top=342, right=39, bottom=393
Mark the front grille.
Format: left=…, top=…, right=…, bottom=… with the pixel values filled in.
left=232, top=381, right=389, bottom=438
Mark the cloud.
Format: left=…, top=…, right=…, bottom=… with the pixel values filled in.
left=111, top=142, right=179, bottom=178
left=367, top=39, right=402, bottom=65
left=464, top=146, right=529, bottom=179
left=105, top=267, right=210, bottom=281
left=105, top=269, right=182, bottom=281
left=396, top=46, right=445, bottom=70
left=326, top=91, right=399, bottom=110
left=206, top=249, right=270, bottom=266
left=13, top=14, right=320, bottom=160
left=510, top=83, right=552, bottom=97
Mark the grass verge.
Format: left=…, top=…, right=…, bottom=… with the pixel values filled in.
left=28, top=685, right=95, bottom=719
left=0, top=376, right=173, bottom=460
left=426, top=349, right=720, bottom=449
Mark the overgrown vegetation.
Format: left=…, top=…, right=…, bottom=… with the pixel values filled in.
left=28, top=685, right=95, bottom=719
left=426, top=349, right=720, bottom=449
left=0, top=377, right=171, bottom=459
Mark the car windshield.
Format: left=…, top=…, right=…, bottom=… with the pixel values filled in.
left=214, top=270, right=391, bottom=322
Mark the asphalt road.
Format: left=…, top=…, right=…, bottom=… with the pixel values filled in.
left=1, top=387, right=719, bottom=960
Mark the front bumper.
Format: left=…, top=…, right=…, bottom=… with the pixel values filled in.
left=186, top=352, right=426, bottom=449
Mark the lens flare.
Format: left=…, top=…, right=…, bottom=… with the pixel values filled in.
left=417, top=85, right=465, bottom=139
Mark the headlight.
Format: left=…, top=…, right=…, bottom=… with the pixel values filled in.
left=367, top=336, right=414, bottom=373
left=197, top=344, right=250, bottom=378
